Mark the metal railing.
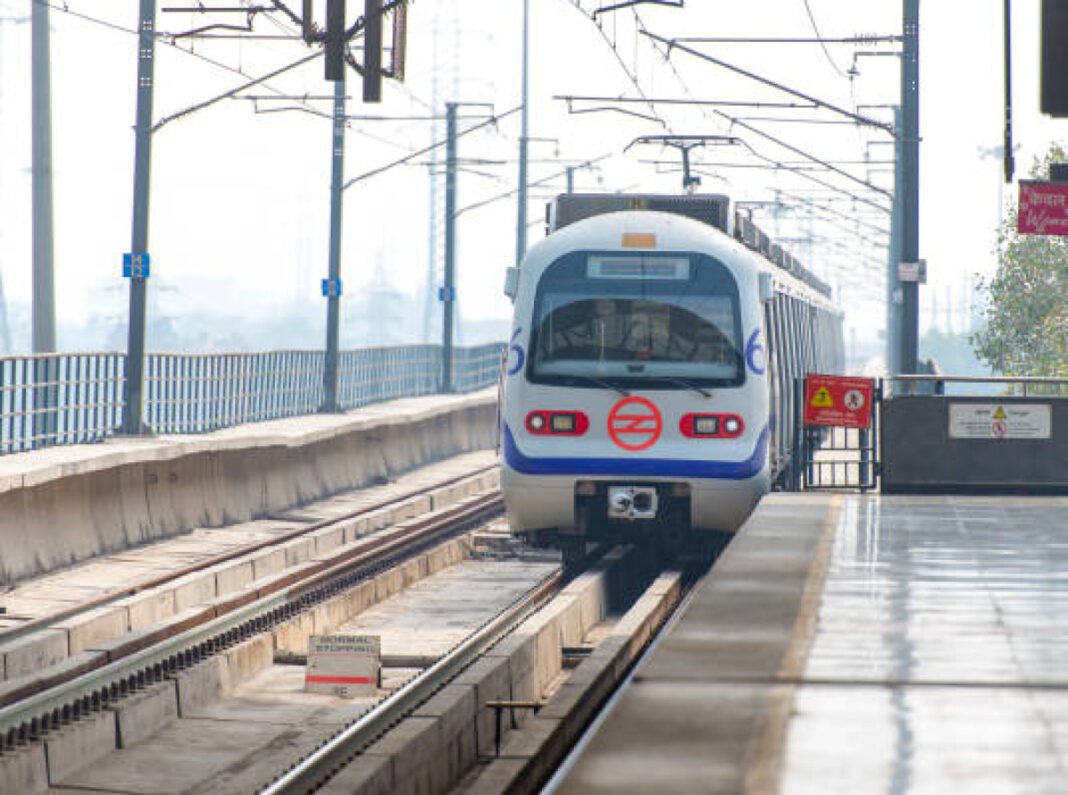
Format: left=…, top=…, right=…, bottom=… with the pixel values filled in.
left=1, top=353, right=126, bottom=454
left=1, top=343, right=504, bottom=454
left=889, top=374, right=1068, bottom=397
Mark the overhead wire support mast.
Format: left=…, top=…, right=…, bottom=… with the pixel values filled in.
left=123, top=0, right=158, bottom=435
left=899, top=0, right=921, bottom=375
left=516, top=0, right=530, bottom=265
left=321, top=78, right=346, bottom=413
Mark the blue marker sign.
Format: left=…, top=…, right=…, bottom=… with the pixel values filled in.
left=507, top=327, right=526, bottom=376
left=745, top=329, right=766, bottom=375
left=321, top=277, right=343, bottom=298
left=438, top=286, right=456, bottom=302
left=122, top=253, right=150, bottom=279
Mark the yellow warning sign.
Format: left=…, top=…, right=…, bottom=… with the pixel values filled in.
left=993, top=406, right=1007, bottom=420
left=810, top=386, right=834, bottom=408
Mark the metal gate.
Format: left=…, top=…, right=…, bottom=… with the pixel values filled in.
left=790, top=375, right=880, bottom=491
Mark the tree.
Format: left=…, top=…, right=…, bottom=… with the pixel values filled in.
left=972, top=144, right=1068, bottom=379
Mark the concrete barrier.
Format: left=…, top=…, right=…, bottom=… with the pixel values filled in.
left=465, top=572, right=683, bottom=795
left=330, top=547, right=653, bottom=795
left=881, top=395, right=1068, bottom=493
left=0, top=390, right=496, bottom=585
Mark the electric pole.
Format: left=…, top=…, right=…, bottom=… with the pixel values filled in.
left=515, top=0, right=530, bottom=265
left=442, top=101, right=457, bottom=392
left=887, top=106, right=903, bottom=376
left=0, top=14, right=25, bottom=355
left=31, top=0, right=55, bottom=353
left=898, top=0, right=920, bottom=374
left=122, top=0, right=158, bottom=434
left=321, top=78, right=346, bottom=412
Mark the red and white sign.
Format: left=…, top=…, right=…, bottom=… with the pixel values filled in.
left=1018, top=180, right=1068, bottom=236
left=607, top=396, right=663, bottom=451
left=305, top=635, right=380, bottom=698
left=803, top=374, right=874, bottom=429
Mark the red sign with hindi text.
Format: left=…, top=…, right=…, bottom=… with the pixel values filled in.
left=1018, top=180, right=1068, bottom=236
left=803, top=374, right=875, bottom=429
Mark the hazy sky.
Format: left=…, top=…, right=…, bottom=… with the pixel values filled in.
left=0, top=0, right=1065, bottom=354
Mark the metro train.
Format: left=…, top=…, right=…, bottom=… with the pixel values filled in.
left=498, top=193, right=843, bottom=566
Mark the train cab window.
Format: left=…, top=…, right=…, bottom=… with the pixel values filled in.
left=528, top=251, right=744, bottom=389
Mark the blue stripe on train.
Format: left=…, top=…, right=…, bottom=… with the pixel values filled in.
left=502, top=423, right=769, bottom=480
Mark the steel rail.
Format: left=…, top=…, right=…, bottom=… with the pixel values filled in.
left=541, top=566, right=706, bottom=793
left=0, top=464, right=497, bottom=646
left=0, top=492, right=504, bottom=738
left=260, top=570, right=563, bottom=795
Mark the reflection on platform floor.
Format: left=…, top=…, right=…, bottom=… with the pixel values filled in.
left=780, top=495, right=1068, bottom=793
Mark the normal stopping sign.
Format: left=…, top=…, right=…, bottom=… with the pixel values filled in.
left=305, top=635, right=381, bottom=698
left=803, top=374, right=875, bottom=429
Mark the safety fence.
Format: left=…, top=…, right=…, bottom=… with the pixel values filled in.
left=1, top=343, right=504, bottom=454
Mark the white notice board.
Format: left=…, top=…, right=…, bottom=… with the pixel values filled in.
left=305, top=635, right=381, bottom=698
left=948, top=403, right=1052, bottom=440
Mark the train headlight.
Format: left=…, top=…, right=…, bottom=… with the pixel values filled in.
left=551, top=414, right=575, bottom=433
left=680, top=413, right=745, bottom=438
left=526, top=411, right=589, bottom=435
left=694, top=416, right=720, bottom=435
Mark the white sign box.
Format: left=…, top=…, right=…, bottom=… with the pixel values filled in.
left=948, top=404, right=1052, bottom=440
left=305, top=635, right=381, bottom=698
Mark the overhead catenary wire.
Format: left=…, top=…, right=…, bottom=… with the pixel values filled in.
left=566, top=1, right=671, bottom=132
left=575, top=5, right=895, bottom=269
left=344, top=106, right=523, bottom=189
left=800, top=0, right=850, bottom=78
left=152, top=49, right=322, bottom=131
left=641, top=30, right=894, bottom=135
left=29, top=0, right=322, bottom=114
left=457, top=153, right=614, bottom=216
left=634, top=22, right=890, bottom=203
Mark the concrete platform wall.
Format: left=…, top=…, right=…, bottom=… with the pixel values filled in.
left=0, top=392, right=496, bottom=585
left=881, top=395, right=1068, bottom=493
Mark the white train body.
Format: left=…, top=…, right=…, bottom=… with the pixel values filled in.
left=499, top=195, right=840, bottom=547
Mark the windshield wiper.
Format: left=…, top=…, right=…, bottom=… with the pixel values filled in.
left=564, top=374, right=630, bottom=396
left=659, top=377, right=713, bottom=398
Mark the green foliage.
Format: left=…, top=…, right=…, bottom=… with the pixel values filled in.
left=972, top=144, right=1068, bottom=377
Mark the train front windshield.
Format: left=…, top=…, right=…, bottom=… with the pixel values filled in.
left=528, top=251, right=744, bottom=389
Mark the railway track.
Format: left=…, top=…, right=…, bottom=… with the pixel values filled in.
left=261, top=563, right=563, bottom=794
left=1, top=455, right=724, bottom=795
left=264, top=541, right=719, bottom=795
left=0, top=467, right=503, bottom=750
left=0, top=461, right=499, bottom=649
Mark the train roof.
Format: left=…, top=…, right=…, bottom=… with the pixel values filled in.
left=547, top=193, right=834, bottom=300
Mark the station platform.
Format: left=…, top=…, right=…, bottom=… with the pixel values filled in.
left=0, top=389, right=496, bottom=586
left=554, top=492, right=1068, bottom=793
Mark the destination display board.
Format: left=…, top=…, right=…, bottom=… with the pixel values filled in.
left=803, top=374, right=875, bottom=429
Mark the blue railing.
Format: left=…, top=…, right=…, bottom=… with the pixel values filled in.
left=1, top=344, right=504, bottom=455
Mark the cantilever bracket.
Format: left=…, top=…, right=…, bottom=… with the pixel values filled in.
left=593, top=0, right=683, bottom=18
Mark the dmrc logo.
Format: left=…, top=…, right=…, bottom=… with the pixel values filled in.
left=608, top=396, right=663, bottom=452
